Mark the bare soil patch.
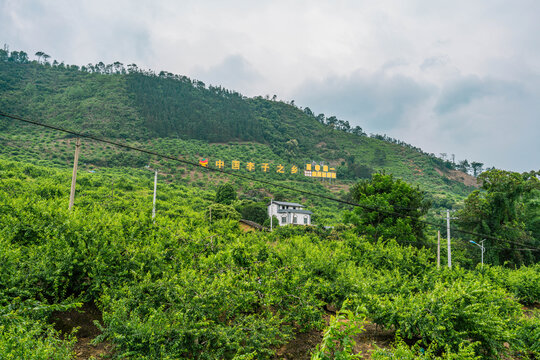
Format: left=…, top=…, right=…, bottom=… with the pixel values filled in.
left=51, top=302, right=112, bottom=360
left=435, top=168, right=479, bottom=187
left=274, top=312, right=394, bottom=359
left=274, top=328, right=324, bottom=360
left=354, top=322, right=395, bottom=358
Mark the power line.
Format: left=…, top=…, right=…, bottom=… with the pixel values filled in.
left=0, top=111, right=538, bottom=250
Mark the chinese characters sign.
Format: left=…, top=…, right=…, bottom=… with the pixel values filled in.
left=304, top=164, right=337, bottom=179
left=198, top=159, right=336, bottom=178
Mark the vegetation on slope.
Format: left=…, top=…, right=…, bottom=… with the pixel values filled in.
left=0, top=49, right=478, bottom=208
left=1, top=158, right=539, bottom=359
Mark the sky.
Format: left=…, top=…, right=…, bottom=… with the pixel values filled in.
left=1, top=0, right=539, bottom=172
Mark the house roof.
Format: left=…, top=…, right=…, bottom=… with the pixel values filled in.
left=270, top=201, right=304, bottom=207
left=277, top=209, right=313, bottom=215
left=239, top=219, right=268, bottom=231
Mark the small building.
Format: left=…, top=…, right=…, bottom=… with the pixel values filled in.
left=268, top=201, right=312, bottom=226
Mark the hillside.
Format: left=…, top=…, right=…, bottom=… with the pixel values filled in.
left=0, top=158, right=538, bottom=359
left=0, top=54, right=476, bottom=215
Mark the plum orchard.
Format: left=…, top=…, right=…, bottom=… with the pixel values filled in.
left=0, top=159, right=539, bottom=359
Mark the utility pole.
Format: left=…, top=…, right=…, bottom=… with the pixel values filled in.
left=69, top=138, right=81, bottom=211
left=447, top=210, right=451, bottom=268
left=437, top=230, right=441, bottom=269
left=152, top=170, right=157, bottom=219
left=270, top=199, right=273, bottom=231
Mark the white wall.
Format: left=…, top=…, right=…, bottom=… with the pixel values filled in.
left=268, top=203, right=311, bottom=226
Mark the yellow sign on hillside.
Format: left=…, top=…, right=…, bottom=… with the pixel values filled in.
left=304, top=164, right=337, bottom=178
left=198, top=158, right=337, bottom=178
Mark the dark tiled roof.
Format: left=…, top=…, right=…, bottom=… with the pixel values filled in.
left=239, top=219, right=268, bottom=231
left=277, top=209, right=313, bottom=215
left=270, top=201, right=304, bottom=207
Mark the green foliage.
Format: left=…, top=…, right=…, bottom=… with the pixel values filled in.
left=236, top=200, right=268, bottom=224
left=372, top=337, right=480, bottom=360
left=215, top=183, right=237, bottom=204
left=505, top=264, right=540, bottom=305
left=0, top=300, right=78, bottom=359
left=208, top=203, right=241, bottom=221
left=363, top=272, right=522, bottom=356
left=513, top=310, right=540, bottom=358
left=312, top=301, right=365, bottom=360
left=344, top=172, right=431, bottom=246
left=457, top=169, right=540, bottom=266
left=0, top=158, right=539, bottom=359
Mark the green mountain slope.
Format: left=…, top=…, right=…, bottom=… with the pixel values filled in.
left=0, top=54, right=476, bottom=212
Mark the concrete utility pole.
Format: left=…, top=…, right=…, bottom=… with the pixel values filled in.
left=270, top=199, right=273, bottom=231
left=69, top=138, right=81, bottom=211
left=447, top=209, right=453, bottom=268
left=152, top=170, right=157, bottom=219
left=437, top=230, right=441, bottom=269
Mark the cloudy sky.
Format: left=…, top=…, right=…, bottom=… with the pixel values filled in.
left=1, top=0, right=539, bottom=172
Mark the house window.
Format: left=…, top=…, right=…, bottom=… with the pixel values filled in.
left=293, top=216, right=297, bottom=224
left=281, top=216, right=287, bottom=224
left=304, top=217, right=308, bottom=224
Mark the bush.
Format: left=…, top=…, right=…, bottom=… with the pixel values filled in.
left=312, top=301, right=365, bottom=360
left=207, top=203, right=241, bottom=221
left=513, top=310, right=540, bottom=358
left=215, top=183, right=237, bottom=205
left=365, top=276, right=521, bottom=356
left=372, top=337, right=480, bottom=360
left=506, top=265, right=540, bottom=305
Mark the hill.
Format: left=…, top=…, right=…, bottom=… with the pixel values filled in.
left=0, top=51, right=477, bottom=216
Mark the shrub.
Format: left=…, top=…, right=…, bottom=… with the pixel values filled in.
left=365, top=276, right=521, bottom=356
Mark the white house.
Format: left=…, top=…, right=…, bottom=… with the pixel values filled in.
left=268, top=201, right=312, bottom=226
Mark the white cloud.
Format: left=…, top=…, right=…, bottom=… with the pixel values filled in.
left=193, top=54, right=263, bottom=94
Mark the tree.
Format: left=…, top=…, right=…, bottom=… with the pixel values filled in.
left=303, top=107, right=314, bottom=117
left=35, top=51, right=44, bottom=63
left=457, top=159, right=470, bottom=174
left=285, top=139, right=299, bottom=160
left=344, top=172, right=431, bottom=245
left=326, top=116, right=338, bottom=128
left=457, top=169, right=540, bottom=266
left=215, top=183, right=237, bottom=205
left=237, top=202, right=268, bottom=225
left=470, top=162, right=484, bottom=177
left=351, top=126, right=365, bottom=136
